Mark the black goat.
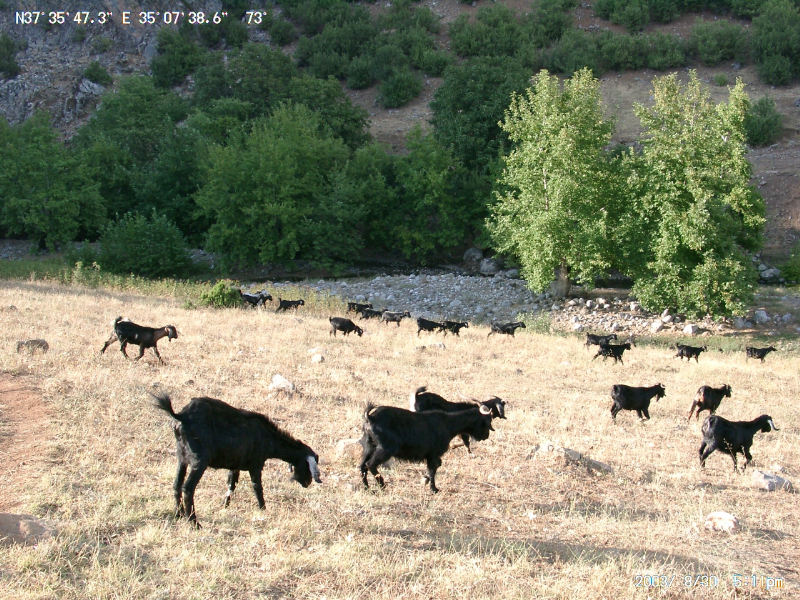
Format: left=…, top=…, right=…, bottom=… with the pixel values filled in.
left=275, top=298, right=305, bottom=312
left=152, top=392, right=321, bottom=526
left=359, top=402, right=494, bottom=493
left=746, top=346, right=777, bottom=363
left=329, top=317, right=363, bottom=337
left=100, top=317, right=178, bottom=365
left=585, top=332, right=617, bottom=349
left=487, top=321, right=526, bottom=337
left=444, top=321, right=469, bottom=336
left=416, top=317, right=446, bottom=336
left=409, top=386, right=506, bottom=453
left=699, top=414, right=779, bottom=473
left=675, top=344, right=707, bottom=362
left=347, top=302, right=373, bottom=314
left=687, top=384, right=732, bottom=421
left=593, top=342, right=632, bottom=364
left=610, top=383, right=666, bottom=420
left=381, top=310, right=411, bottom=327
left=240, top=290, right=272, bottom=308
left=360, top=308, right=386, bottom=320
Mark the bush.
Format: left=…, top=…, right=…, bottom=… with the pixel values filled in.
left=73, top=26, right=87, bottom=43
left=222, top=19, right=250, bottom=48
left=0, top=33, right=21, bottom=79
left=377, top=67, right=422, bottom=107
left=649, top=0, right=681, bottom=23
left=417, top=49, right=454, bottom=76
left=371, top=43, right=409, bottom=80
left=549, top=29, right=600, bottom=76
left=200, top=281, right=242, bottom=308
left=308, top=50, right=349, bottom=79
left=756, top=53, right=794, bottom=84
left=97, top=211, right=191, bottom=278
left=644, top=32, right=686, bottom=70
left=598, top=32, right=647, bottom=71
left=84, top=61, right=112, bottom=86
left=752, top=0, right=800, bottom=84
left=91, top=36, right=113, bottom=54
left=270, top=17, right=297, bottom=46
left=714, top=73, right=729, bottom=86
left=731, top=0, right=767, bottom=18
left=347, top=55, right=374, bottom=88
left=689, top=20, right=748, bottom=66
left=448, top=6, right=523, bottom=57
left=617, top=0, right=650, bottom=32
left=744, top=96, right=783, bottom=145
left=150, top=29, right=202, bottom=88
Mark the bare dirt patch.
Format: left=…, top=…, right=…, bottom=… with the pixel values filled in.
left=0, top=376, right=51, bottom=512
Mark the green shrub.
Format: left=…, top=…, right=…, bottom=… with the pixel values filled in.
left=308, top=50, right=348, bottom=79
left=649, top=0, right=681, bottom=23
left=714, top=73, right=729, bottom=86
left=756, top=53, right=794, bottom=84
left=347, top=55, right=374, bottom=88
left=731, top=0, right=767, bottom=18
left=150, top=29, right=202, bottom=88
left=200, top=281, right=243, bottom=308
left=371, top=43, right=409, bottom=80
left=689, top=20, right=748, bottom=66
left=73, top=26, right=87, bottom=43
left=84, top=61, right=112, bottom=86
left=91, top=36, right=113, bottom=54
left=417, top=50, right=454, bottom=76
left=744, top=96, right=783, bottom=145
left=448, top=6, right=523, bottom=57
left=222, top=18, right=250, bottom=48
left=644, top=32, right=686, bottom=70
left=377, top=67, right=422, bottom=107
left=752, top=0, right=800, bottom=84
left=270, top=17, right=297, bottom=46
left=598, top=32, right=647, bottom=71
left=779, top=242, right=800, bottom=282
left=97, top=211, right=191, bottom=278
left=526, top=0, right=574, bottom=48
left=549, top=29, right=600, bottom=76
left=0, top=33, right=21, bottom=79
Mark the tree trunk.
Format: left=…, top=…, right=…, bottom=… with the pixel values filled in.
left=549, top=260, right=571, bottom=299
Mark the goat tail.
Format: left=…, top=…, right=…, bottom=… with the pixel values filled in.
left=364, top=402, right=378, bottom=421
left=151, top=390, right=179, bottom=420
left=409, top=386, right=426, bottom=411
left=113, top=316, right=123, bottom=326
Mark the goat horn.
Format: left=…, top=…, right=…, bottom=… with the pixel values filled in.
left=307, top=455, right=322, bottom=483
left=457, top=390, right=479, bottom=403
left=479, top=405, right=491, bottom=415
left=768, top=418, right=779, bottom=431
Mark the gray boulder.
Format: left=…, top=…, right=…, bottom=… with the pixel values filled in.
left=479, top=258, right=502, bottom=275
left=753, top=310, right=770, bottom=324
left=463, top=247, right=483, bottom=262
left=751, top=470, right=794, bottom=493
left=683, top=324, right=700, bottom=335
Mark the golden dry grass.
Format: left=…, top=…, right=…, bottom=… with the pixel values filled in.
left=0, top=279, right=797, bottom=599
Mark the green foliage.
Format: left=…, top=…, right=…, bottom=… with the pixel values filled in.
left=377, top=67, right=422, bottom=108
left=731, top=0, right=766, bottom=18
left=489, top=69, right=621, bottom=294
left=597, top=31, right=648, bottom=71
left=73, top=26, right=87, bottom=43
left=620, top=72, right=765, bottom=317
left=649, top=0, right=681, bottom=22
left=98, top=211, right=191, bottom=278
left=779, top=242, right=800, bottom=282
left=222, top=18, right=250, bottom=47
left=371, top=44, right=409, bottom=80
left=744, top=96, right=783, bottom=145
left=200, top=281, right=243, bottom=308
left=449, top=6, right=524, bottom=57
left=347, top=55, right=374, bottom=88
left=0, top=112, right=105, bottom=249
left=752, top=0, right=800, bottom=84
left=549, top=30, right=600, bottom=76
left=150, top=28, right=203, bottom=88
left=270, top=17, right=297, bottom=46
left=714, top=73, right=729, bottom=86
left=689, top=20, right=748, bottom=66
left=642, top=32, right=687, bottom=70
left=308, top=50, right=349, bottom=78
left=196, top=104, right=357, bottom=267
left=91, top=36, right=113, bottom=54
left=84, top=61, right=112, bottom=86
left=417, top=50, right=454, bottom=77
left=525, top=0, right=575, bottom=47
left=0, top=33, right=21, bottom=79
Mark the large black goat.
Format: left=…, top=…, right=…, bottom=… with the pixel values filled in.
left=610, top=383, right=666, bottom=420
left=276, top=298, right=305, bottom=312
left=329, top=317, right=363, bottom=337
left=746, top=346, right=777, bottom=363
left=347, top=301, right=373, bottom=314
left=699, top=414, right=779, bottom=473
left=675, top=343, right=707, bottom=362
left=360, top=308, right=386, bottom=320
left=381, top=310, right=411, bottom=326
left=687, top=384, right=731, bottom=421
left=444, top=321, right=469, bottom=336
left=359, top=403, right=494, bottom=493
left=593, top=342, right=632, bottom=364
left=409, top=386, right=505, bottom=453
left=152, top=392, right=321, bottom=526
left=487, top=321, right=526, bottom=337
left=585, top=332, right=617, bottom=349
left=100, top=317, right=178, bottom=365
left=240, top=290, right=272, bottom=308
left=416, top=317, right=446, bottom=336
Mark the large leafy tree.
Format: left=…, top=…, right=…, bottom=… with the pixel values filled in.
left=619, top=72, right=764, bottom=317
left=0, top=112, right=105, bottom=249
left=488, top=68, right=622, bottom=297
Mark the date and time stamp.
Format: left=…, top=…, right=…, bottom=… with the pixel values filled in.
left=13, top=9, right=273, bottom=27
left=633, top=573, right=785, bottom=590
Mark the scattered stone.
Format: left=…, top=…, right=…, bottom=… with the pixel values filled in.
left=573, top=323, right=584, bottom=332
left=761, top=268, right=781, bottom=281
left=661, top=308, right=671, bottom=318
left=585, top=458, right=613, bottom=474
left=585, top=300, right=595, bottom=309
left=556, top=447, right=582, bottom=462
left=733, top=317, right=747, bottom=329
left=662, top=315, right=673, bottom=323
left=311, top=354, right=325, bottom=363
left=704, top=511, right=739, bottom=533
left=630, top=302, right=641, bottom=312
left=751, top=470, right=794, bottom=493
left=651, top=320, right=664, bottom=333
left=479, top=258, right=502, bottom=275
left=268, top=374, right=296, bottom=394
left=430, top=342, right=446, bottom=350
left=610, top=323, right=620, bottom=332
left=462, top=247, right=483, bottom=262
left=15, top=339, right=49, bottom=353
left=781, top=313, right=793, bottom=323
left=505, top=268, right=520, bottom=279
left=535, top=440, right=555, bottom=455
left=334, top=438, right=363, bottom=462
left=757, top=263, right=768, bottom=272
left=0, top=514, right=55, bottom=547
left=683, top=324, right=699, bottom=335
left=753, top=310, right=770, bottom=324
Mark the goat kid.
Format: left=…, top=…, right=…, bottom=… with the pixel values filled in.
left=152, top=392, right=321, bottom=526
left=276, top=298, right=305, bottom=312
left=610, top=383, right=666, bottom=420
left=593, top=342, right=632, bottom=364
left=585, top=332, right=617, bottom=349
left=416, top=317, right=446, bottom=336
left=487, top=321, right=526, bottom=337
left=329, top=317, right=363, bottom=337
left=699, top=414, right=779, bottom=473
left=746, top=346, right=777, bottom=363
left=100, top=317, right=178, bottom=365
left=381, top=310, right=411, bottom=327
left=675, top=344, right=707, bottom=362
left=444, top=321, right=469, bottom=336
left=687, top=384, right=731, bottom=421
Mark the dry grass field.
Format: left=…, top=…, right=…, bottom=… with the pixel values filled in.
left=0, top=279, right=798, bottom=599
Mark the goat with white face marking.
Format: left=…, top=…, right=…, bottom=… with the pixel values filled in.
left=152, top=392, right=321, bottom=527
left=100, top=317, right=178, bottom=365
left=699, top=414, right=778, bottom=473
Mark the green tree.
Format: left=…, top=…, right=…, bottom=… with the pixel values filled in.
left=751, top=0, right=800, bottom=84
left=0, top=112, right=105, bottom=249
left=196, top=104, right=355, bottom=267
left=619, top=72, right=764, bottom=317
left=488, top=69, right=620, bottom=297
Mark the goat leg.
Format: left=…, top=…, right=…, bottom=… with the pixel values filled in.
left=100, top=335, right=118, bottom=354
left=120, top=341, right=130, bottom=358
left=135, top=345, right=146, bottom=361
left=225, top=470, right=240, bottom=507
left=249, top=468, right=266, bottom=509
left=425, top=456, right=442, bottom=493
left=182, top=464, right=207, bottom=527
left=152, top=345, right=165, bottom=365
left=173, top=462, right=188, bottom=517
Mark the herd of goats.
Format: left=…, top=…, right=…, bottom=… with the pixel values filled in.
left=93, top=288, right=782, bottom=526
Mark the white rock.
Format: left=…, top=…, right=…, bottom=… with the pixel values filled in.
left=733, top=317, right=747, bottom=329
left=268, top=374, right=296, bottom=394
left=683, top=324, right=700, bottom=335
left=781, top=313, right=793, bottom=323
left=630, top=302, right=641, bottom=312
left=311, top=354, right=325, bottom=363
left=610, top=323, right=620, bottom=332
left=585, top=300, right=594, bottom=309
left=307, top=346, right=326, bottom=355
left=475, top=306, right=484, bottom=314
left=572, top=323, right=584, bottom=332
left=650, top=320, right=664, bottom=333
left=449, top=299, right=461, bottom=308
left=662, top=314, right=673, bottom=323
left=751, top=470, right=794, bottom=492
left=753, top=310, right=770, bottom=324
left=704, top=511, right=739, bottom=533
left=661, top=308, right=671, bottom=318
left=430, top=343, right=446, bottom=350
